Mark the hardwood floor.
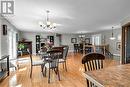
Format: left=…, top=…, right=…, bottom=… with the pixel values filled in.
left=0, top=53, right=120, bottom=87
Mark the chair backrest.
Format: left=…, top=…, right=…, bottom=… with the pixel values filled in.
left=74, top=44, right=79, bottom=49
left=47, top=50, right=62, bottom=68
left=52, top=46, right=64, bottom=58
left=62, top=46, right=69, bottom=60
left=82, top=53, right=105, bottom=71
left=52, top=46, right=64, bottom=52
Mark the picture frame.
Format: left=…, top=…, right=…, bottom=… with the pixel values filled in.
left=16, top=33, right=19, bottom=42
left=3, top=25, right=7, bottom=35
left=71, top=38, right=77, bottom=43
left=116, top=42, right=121, bottom=50
left=85, top=38, right=90, bottom=44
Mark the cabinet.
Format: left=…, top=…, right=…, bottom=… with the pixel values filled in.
left=18, top=41, right=32, bottom=55
left=36, top=35, right=40, bottom=54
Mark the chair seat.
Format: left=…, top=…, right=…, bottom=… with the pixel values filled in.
left=59, top=59, right=65, bottom=63
left=32, top=60, right=44, bottom=66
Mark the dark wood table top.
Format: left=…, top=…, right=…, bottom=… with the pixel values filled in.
left=83, top=64, right=130, bottom=87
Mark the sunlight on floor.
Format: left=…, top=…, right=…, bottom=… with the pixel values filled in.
left=9, top=75, right=17, bottom=86
left=18, top=67, right=27, bottom=72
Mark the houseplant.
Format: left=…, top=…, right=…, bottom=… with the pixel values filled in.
left=18, top=43, right=25, bottom=50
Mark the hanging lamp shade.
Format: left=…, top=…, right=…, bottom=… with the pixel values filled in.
left=109, top=27, right=115, bottom=40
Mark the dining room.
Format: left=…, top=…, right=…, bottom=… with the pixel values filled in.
left=0, top=0, right=130, bottom=87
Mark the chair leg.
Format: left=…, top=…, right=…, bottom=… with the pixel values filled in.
left=48, top=64, right=50, bottom=83
left=54, top=68, right=57, bottom=74
left=48, top=68, right=50, bottom=83
left=41, top=65, right=44, bottom=77
left=65, top=61, right=67, bottom=72
left=45, top=67, right=47, bottom=77
left=30, top=66, right=32, bottom=78
left=86, top=79, right=90, bottom=87
left=57, top=67, right=60, bottom=81
left=63, top=63, right=64, bottom=69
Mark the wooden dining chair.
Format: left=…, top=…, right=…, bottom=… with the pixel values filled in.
left=43, top=50, right=62, bottom=83
left=82, top=53, right=105, bottom=87
left=59, top=45, right=69, bottom=71
left=27, top=49, right=45, bottom=78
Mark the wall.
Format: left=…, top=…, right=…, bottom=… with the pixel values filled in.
left=88, top=28, right=121, bottom=55
left=19, top=32, right=81, bottom=53
left=19, top=32, right=57, bottom=54
left=0, top=15, right=1, bottom=58
left=0, top=15, right=19, bottom=58
left=61, top=34, right=79, bottom=52
left=121, top=15, right=130, bottom=26
left=20, top=28, right=121, bottom=55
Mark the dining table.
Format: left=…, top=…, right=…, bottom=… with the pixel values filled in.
left=83, top=64, right=130, bottom=87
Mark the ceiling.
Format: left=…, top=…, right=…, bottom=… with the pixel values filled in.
left=4, top=0, right=130, bottom=33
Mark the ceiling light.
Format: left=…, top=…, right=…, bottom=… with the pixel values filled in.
left=39, top=10, right=56, bottom=29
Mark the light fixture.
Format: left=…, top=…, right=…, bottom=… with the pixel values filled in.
left=39, top=10, right=56, bottom=29
left=109, top=27, right=115, bottom=40
left=79, top=34, right=85, bottom=38
left=79, top=33, right=85, bottom=42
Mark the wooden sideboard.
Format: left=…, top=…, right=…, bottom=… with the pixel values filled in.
left=18, top=41, right=32, bottom=56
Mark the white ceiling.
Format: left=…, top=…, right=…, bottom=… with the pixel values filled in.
left=4, top=0, right=130, bottom=33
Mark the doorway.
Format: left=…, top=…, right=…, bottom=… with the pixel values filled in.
left=122, top=23, right=130, bottom=64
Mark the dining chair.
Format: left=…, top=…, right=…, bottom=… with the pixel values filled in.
left=59, top=45, right=69, bottom=71
left=74, top=44, right=79, bottom=53
left=43, top=50, right=62, bottom=83
left=79, top=43, right=83, bottom=54
left=82, top=53, right=105, bottom=87
left=27, top=49, right=45, bottom=78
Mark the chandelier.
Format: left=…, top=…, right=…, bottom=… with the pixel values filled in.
left=39, top=10, right=56, bottom=29
left=79, top=34, right=85, bottom=38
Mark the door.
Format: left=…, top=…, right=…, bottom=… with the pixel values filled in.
left=122, top=24, right=130, bottom=64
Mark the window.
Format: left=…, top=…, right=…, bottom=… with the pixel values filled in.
left=8, top=30, right=17, bottom=59
left=92, top=34, right=101, bottom=45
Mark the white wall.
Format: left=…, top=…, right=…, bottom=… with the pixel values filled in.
left=20, top=28, right=121, bottom=54
left=20, top=32, right=81, bottom=53
left=0, top=15, right=19, bottom=58
left=0, top=15, right=1, bottom=58
left=19, top=32, right=57, bottom=54
left=88, top=28, right=121, bottom=55
left=61, top=34, right=79, bottom=52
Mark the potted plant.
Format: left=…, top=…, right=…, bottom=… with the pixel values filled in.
left=18, top=43, right=25, bottom=50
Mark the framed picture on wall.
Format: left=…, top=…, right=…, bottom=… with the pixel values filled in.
left=3, top=25, right=7, bottom=35
left=71, top=38, right=77, bottom=43
left=116, top=42, right=121, bottom=50
left=85, top=38, right=90, bottom=44
left=16, top=33, right=19, bottom=42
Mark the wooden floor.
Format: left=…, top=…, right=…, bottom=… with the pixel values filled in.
left=0, top=53, right=120, bottom=87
